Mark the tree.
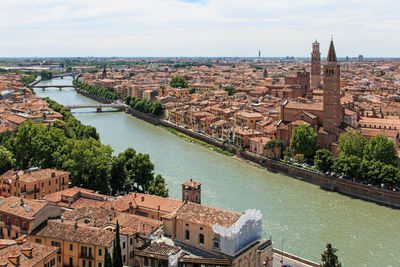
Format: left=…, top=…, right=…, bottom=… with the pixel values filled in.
left=59, top=138, right=113, bottom=194
left=293, top=154, right=306, bottom=164
left=359, top=159, right=383, bottom=185
left=364, top=135, right=398, bottom=166
left=380, top=164, right=400, bottom=187
left=332, top=155, right=361, bottom=179
left=315, top=149, right=334, bottom=173
left=148, top=174, right=169, bottom=197
left=224, top=86, right=237, bottom=96
left=0, top=146, right=15, bottom=174
left=169, top=76, right=188, bottom=88
left=321, top=243, right=342, bottom=267
left=104, top=248, right=113, bottom=267
left=290, top=124, right=318, bottom=159
left=112, top=221, right=123, bottom=267
left=338, top=129, right=367, bottom=158
left=265, top=139, right=285, bottom=159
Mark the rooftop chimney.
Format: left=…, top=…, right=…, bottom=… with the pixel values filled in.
left=141, top=196, right=144, bottom=202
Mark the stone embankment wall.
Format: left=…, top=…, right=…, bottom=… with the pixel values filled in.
left=127, top=108, right=400, bottom=208
left=73, top=94, right=400, bottom=208
left=76, top=89, right=112, bottom=104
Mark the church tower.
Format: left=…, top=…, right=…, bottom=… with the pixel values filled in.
left=311, top=40, right=321, bottom=88
left=181, top=179, right=202, bottom=204
left=323, top=40, right=344, bottom=132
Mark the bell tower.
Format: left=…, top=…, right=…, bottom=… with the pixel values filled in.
left=181, top=179, right=202, bottom=204
left=311, top=40, right=321, bottom=88
left=323, top=39, right=344, bottom=133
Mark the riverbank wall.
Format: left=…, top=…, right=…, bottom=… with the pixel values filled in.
left=129, top=109, right=400, bottom=208
left=73, top=90, right=400, bottom=208
left=125, top=108, right=400, bottom=208
left=76, top=89, right=112, bottom=104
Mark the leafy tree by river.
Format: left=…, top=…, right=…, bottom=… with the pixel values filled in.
left=290, top=124, right=318, bottom=159
left=73, top=79, right=121, bottom=101
left=125, top=96, right=163, bottom=117
left=0, top=99, right=168, bottom=196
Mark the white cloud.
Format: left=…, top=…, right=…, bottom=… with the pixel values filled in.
left=0, top=0, right=399, bottom=57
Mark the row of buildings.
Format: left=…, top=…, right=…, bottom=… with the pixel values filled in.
left=76, top=40, right=400, bottom=158
left=0, top=167, right=274, bottom=267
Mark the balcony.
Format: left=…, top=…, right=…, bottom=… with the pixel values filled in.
left=79, top=253, right=93, bottom=260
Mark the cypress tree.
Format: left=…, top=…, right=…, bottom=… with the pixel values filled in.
left=104, top=248, right=113, bottom=267
left=112, top=221, right=123, bottom=267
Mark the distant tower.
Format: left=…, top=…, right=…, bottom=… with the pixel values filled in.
left=258, top=49, right=261, bottom=58
left=323, top=39, right=344, bottom=132
left=102, top=67, right=107, bottom=78
left=263, top=68, right=268, bottom=78
left=311, top=40, right=321, bottom=88
left=181, top=179, right=202, bottom=204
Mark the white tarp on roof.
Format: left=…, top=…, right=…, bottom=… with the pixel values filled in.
left=212, top=209, right=262, bottom=256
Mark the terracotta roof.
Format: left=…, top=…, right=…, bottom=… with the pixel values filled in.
left=114, top=193, right=183, bottom=214
left=35, top=220, right=115, bottom=247
left=143, top=241, right=181, bottom=256
left=0, top=196, right=51, bottom=220
left=0, top=168, right=69, bottom=184
left=0, top=238, right=58, bottom=267
left=171, top=202, right=241, bottom=227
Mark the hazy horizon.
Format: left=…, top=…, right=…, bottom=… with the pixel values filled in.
left=1, top=0, right=399, bottom=58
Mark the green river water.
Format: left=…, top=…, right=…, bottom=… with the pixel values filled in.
left=35, top=77, right=400, bottom=266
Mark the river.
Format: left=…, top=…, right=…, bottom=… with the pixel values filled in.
left=35, top=77, right=400, bottom=266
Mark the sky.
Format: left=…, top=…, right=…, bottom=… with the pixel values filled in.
left=0, top=0, right=399, bottom=58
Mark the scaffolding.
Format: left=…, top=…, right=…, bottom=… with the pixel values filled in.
left=168, top=252, right=179, bottom=267
left=212, top=209, right=262, bottom=256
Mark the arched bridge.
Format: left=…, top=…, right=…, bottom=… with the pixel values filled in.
left=64, top=103, right=127, bottom=113
left=32, top=85, right=75, bottom=90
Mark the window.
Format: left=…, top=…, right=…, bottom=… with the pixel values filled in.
left=82, top=260, right=86, bottom=267
left=69, top=257, right=73, bottom=266
left=185, top=229, right=190, bottom=240
left=144, top=257, right=149, bottom=266
left=15, top=219, right=19, bottom=226
left=70, top=244, right=73, bottom=251
left=35, top=238, right=41, bottom=244
left=88, top=261, right=92, bottom=267
left=199, top=234, right=204, bottom=245
left=49, top=181, right=51, bottom=186
left=98, top=248, right=102, bottom=256
left=122, top=242, right=125, bottom=249
left=42, top=182, right=44, bottom=187
left=130, top=251, right=134, bottom=259
left=130, top=238, right=133, bottom=245
left=123, top=255, right=126, bottom=263
left=98, top=263, right=102, bottom=267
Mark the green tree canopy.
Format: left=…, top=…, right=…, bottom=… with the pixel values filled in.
left=338, top=129, right=367, bottom=158
left=148, top=174, right=169, bottom=197
left=290, top=124, right=318, bottom=159
left=224, top=86, right=237, bottom=96
left=321, top=243, right=342, bottom=267
left=0, top=146, right=15, bottom=174
left=264, top=139, right=285, bottom=159
left=364, top=134, right=398, bottom=166
left=112, top=221, right=123, bottom=267
left=169, top=76, right=188, bottom=88
left=333, top=155, right=362, bottom=179
left=315, top=149, right=334, bottom=173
